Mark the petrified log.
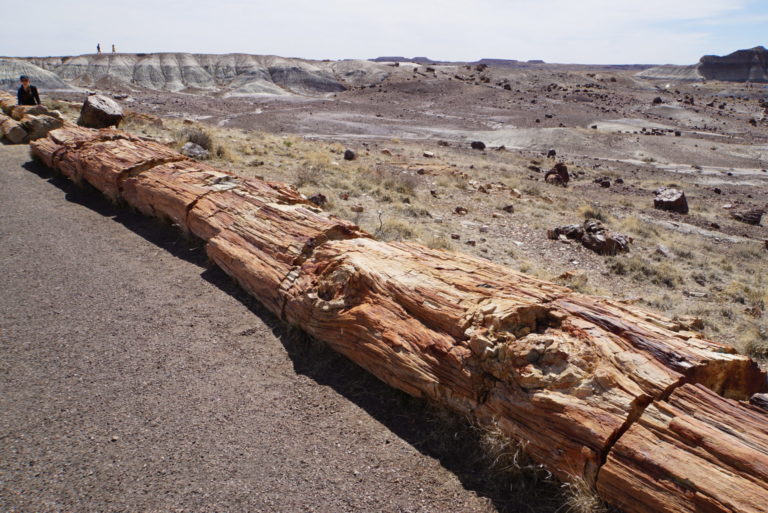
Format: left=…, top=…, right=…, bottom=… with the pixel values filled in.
left=19, top=114, right=63, bottom=141
left=0, top=113, right=28, bottom=144
left=0, top=92, right=16, bottom=115
left=29, top=126, right=768, bottom=513
left=10, top=104, right=55, bottom=121
left=598, top=384, right=768, bottom=513
left=654, top=188, right=689, bottom=214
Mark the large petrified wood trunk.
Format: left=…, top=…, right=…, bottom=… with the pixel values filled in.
left=30, top=126, right=768, bottom=513
left=598, top=384, right=768, bottom=513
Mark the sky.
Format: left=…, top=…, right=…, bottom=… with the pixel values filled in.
left=2, top=0, right=766, bottom=64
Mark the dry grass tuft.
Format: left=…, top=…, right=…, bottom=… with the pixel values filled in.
left=578, top=204, right=609, bottom=222
left=376, top=218, right=421, bottom=241
left=174, top=126, right=235, bottom=160
left=560, top=476, right=609, bottom=513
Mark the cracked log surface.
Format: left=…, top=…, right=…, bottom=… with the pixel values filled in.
left=31, top=126, right=768, bottom=513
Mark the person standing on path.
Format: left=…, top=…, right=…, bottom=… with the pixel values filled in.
left=17, top=75, right=41, bottom=106
left=97, top=43, right=101, bottom=54
left=112, top=44, right=116, bottom=53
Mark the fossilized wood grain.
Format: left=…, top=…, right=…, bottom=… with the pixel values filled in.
left=598, top=383, right=768, bottom=513
left=29, top=126, right=768, bottom=513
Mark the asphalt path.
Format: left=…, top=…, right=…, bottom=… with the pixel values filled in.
left=0, top=144, right=527, bottom=513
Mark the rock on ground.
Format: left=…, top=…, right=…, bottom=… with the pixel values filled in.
left=654, top=188, right=689, bottom=214
left=77, top=94, right=123, bottom=128
left=180, top=141, right=209, bottom=159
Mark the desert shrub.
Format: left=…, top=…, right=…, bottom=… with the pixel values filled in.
left=425, top=234, right=453, bottom=251
left=376, top=218, right=420, bottom=241
left=176, top=126, right=213, bottom=150
left=739, top=322, right=768, bottom=361
left=608, top=255, right=683, bottom=288
left=578, top=204, right=608, bottom=222
left=617, top=215, right=658, bottom=239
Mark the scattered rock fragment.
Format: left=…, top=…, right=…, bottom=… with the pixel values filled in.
left=381, top=148, right=392, bottom=156
left=751, top=393, right=768, bottom=411
left=454, top=206, right=468, bottom=215
left=470, top=141, right=486, bottom=150
left=350, top=205, right=364, bottom=213
left=655, top=245, right=674, bottom=259
left=652, top=97, right=663, bottom=104
left=673, top=316, right=705, bottom=331
left=77, top=94, right=123, bottom=128
left=343, top=149, right=356, bottom=161
left=547, top=220, right=631, bottom=255
left=308, top=193, right=327, bottom=207
left=545, top=163, right=569, bottom=186
left=654, top=188, right=689, bottom=214
left=594, top=176, right=611, bottom=188
left=557, top=269, right=588, bottom=288
left=547, top=149, right=557, bottom=158
left=451, top=234, right=460, bottom=240
left=180, top=142, right=209, bottom=159
left=423, top=151, right=435, bottom=158
left=732, top=208, right=764, bottom=226
left=501, top=204, right=515, bottom=213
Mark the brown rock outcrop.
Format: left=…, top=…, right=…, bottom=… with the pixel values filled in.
left=29, top=126, right=768, bottom=513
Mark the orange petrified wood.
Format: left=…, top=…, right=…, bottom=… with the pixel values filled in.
left=30, top=126, right=768, bottom=513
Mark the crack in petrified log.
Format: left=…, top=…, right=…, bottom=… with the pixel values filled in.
left=30, top=126, right=768, bottom=513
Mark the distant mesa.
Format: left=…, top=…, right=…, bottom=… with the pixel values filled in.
left=699, top=46, right=768, bottom=82
left=0, top=53, right=353, bottom=96
left=369, top=56, right=543, bottom=68
left=638, top=46, right=768, bottom=83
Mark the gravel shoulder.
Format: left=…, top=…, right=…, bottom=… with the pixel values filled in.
left=0, top=144, right=520, bottom=513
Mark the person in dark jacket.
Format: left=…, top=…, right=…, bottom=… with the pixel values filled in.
left=17, top=75, right=41, bottom=106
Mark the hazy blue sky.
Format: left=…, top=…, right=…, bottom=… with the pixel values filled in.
left=2, top=0, right=766, bottom=63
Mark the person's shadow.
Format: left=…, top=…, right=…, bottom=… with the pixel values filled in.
left=22, top=156, right=600, bottom=513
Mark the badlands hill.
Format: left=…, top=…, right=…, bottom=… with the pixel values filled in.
left=0, top=58, right=76, bottom=91
left=638, top=46, right=768, bottom=82
left=1, top=53, right=393, bottom=96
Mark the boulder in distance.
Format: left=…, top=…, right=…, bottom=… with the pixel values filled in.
left=77, top=94, right=123, bottom=128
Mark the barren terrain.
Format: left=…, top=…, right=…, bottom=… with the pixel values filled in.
left=41, top=58, right=766, bottom=358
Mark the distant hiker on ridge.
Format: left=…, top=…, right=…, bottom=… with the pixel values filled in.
left=97, top=43, right=101, bottom=54
left=112, top=44, right=116, bottom=53
left=17, top=75, right=41, bottom=106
